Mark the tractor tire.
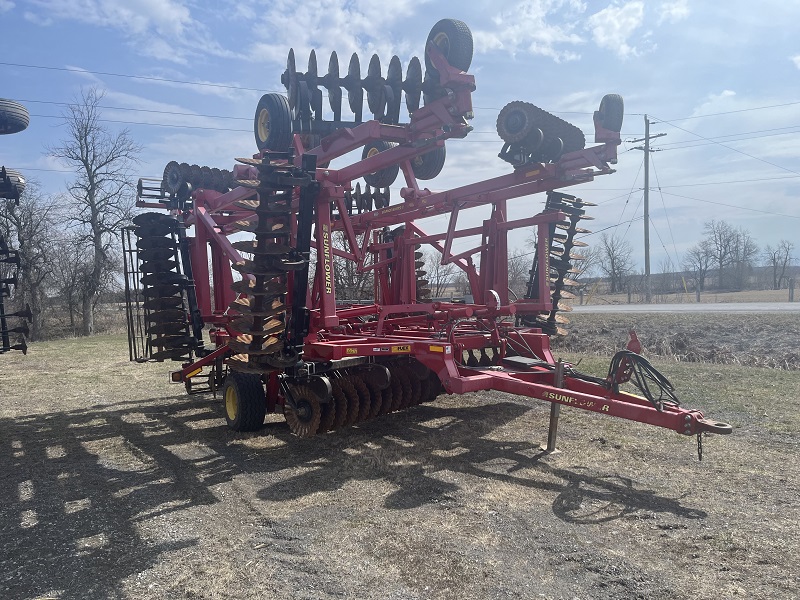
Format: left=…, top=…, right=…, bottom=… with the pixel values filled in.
left=425, top=19, right=473, bottom=75
left=411, top=144, right=446, bottom=180
left=222, top=371, right=266, bottom=432
left=596, top=94, right=624, bottom=133
left=0, top=99, right=29, bottom=135
left=254, top=93, right=292, bottom=152
left=362, top=140, right=399, bottom=187
left=0, top=168, right=26, bottom=200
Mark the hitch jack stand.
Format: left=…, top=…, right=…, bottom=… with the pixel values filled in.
left=541, top=359, right=564, bottom=454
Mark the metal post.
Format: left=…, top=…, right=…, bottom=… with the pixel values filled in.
left=542, top=359, right=565, bottom=453
left=643, top=115, right=651, bottom=303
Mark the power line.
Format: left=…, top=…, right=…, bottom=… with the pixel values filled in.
left=660, top=190, right=800, bottom=220
left=15, top=98, right=251, bottom=121
left=0, top=61, right=276, bottom=93
left=649, top=154, right=680, bottom=266
left=662, top=101, right=800, bottom=122
left=650, top=114, right=800, bottom=177
left=28, top=113, right=251, bottom=133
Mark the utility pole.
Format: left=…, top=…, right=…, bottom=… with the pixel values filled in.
left=631, top=116, right=666, bottom=303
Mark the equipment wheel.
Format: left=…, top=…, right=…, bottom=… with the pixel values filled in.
left=0, top=168, right=25, bottom=200
left=0, top=99, right=29, bottom=135
left=283, top=384, right=322, bottom=437
left=425, top=19, right=473, bottom=75
left=254, top=93, right=293, bottom=152
left=497, top=101, right=543, bottom=149
left=411, top=144, right=446, bottom=180
left=362, top=140, right=399, bottom=187
left=222, top=371, right=266, bottom=431
left=596, top=94, right=624, bottom=133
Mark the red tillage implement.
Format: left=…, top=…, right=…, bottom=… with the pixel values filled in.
left=124, top=19, right=731, bottom=456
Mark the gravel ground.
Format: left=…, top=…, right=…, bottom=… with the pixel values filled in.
left=1, top=333, right=798, bottom=600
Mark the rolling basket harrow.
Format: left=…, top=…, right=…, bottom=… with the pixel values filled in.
left=1, top=98, right=32, bottom=356
left=124, top=19, right=731, bottom=455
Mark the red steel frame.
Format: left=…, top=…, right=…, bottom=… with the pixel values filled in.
left=136, top=43, right=731, bottom=440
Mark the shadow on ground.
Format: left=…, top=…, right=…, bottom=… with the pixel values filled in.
left=0, top=393, right=706, bottom=598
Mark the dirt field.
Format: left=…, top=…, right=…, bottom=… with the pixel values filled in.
left=1, top=320, right=798, bottom=600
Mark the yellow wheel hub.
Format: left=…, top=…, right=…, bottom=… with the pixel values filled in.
left=433, top=32, right=450, bottom=55
left=225, top=385, right=238, bottom=421
left=257, top=108, right=271, bottom=143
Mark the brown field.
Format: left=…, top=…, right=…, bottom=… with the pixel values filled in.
left=1, top=319, right=798, bottom=599
left=583, top=288, right=795, bottom=305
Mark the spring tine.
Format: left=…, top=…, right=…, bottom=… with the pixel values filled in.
left=403, top=56, right=422, bottom=114
left=326, top=51, right=342, bottom=120
left=354, top=182, right=363, bottom=212
left=7, top=303, right=32, bottom=322
left=2, top=322, right=29, bottom=337
left=364, top=184, right=373, bottom=212
left=346, top=53, right=363, bottom=122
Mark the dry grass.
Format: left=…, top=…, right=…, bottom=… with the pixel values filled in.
left=585, top=288, right=794, bottom=305
left=1, top=332, right=798, bottom=599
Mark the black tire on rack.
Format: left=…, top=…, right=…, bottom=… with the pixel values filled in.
left=222, top=371, right=267, bottom=432
left=424, top=19, right=473, bottom=75
left=254, top=93, right=293, bottom=152
left=362, top=140, right=399, bottom=187
left=0, top=168, right=26, bottom=200
left=596, top=94, right=624, bottom=133
left=410, top=144, right=446, bottom=180
left=0, top=99, right=30, bottom=135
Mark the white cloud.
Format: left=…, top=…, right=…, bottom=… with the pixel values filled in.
left=586, top=1, right=645, bottom=58
left=243, top=0, right=430, bottom=66
left=24, top=0, right=234, bottom=64
left=792, top=55, right=800, bottom=69
left=472, top=0, right=586, bottom=62
left=658, top=0, right=690, bottom=24
left=0, top=0, right=14, bottom=13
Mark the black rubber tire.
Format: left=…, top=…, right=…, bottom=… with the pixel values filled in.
left=597, top=94, right=624, bottom=133
left=425, top=19, right=473, bottom=75
left=222, top=371, right=266, bottom=432
left=362, top=140, right=399, bottom=187
left=0, top=99, right=29, bottom=135
left=411, top=144, right=446, bottom=180
left=254, top=93, right=292, bottom=152
left=0, top=167, right=26, bottom=200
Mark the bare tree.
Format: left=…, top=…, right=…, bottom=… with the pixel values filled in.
left=730, top=227, right=758, bottom=289
left=598, top=233, right=634, bottom=293
left=0, top=180, right=55, bottom=340
left=332, top=231, right=373, bottom=301
left=683, top=240, right=713, bottom=291
left=703, top=220, right=737, bottom=289
left=763, top=240, right=795, bottom=290
left=49, top=87, right=140, bottom=335
left=424, top=249, right=457, bottom=298
left=507, top=247, right=530, bottom=299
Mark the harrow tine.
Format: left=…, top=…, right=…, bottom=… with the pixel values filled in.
left=345, top=53, right=363, bottom=122
left=6, top=302, right=32, bottom=322
left=403, top=56, right=422, bottom=114
left=365, top=54, right=386, bottom=119
left=2, top=322, right=29, bottom=337
left=8, top=337, right=27, bottom=355
left=325, top=51, right=342, bottom=120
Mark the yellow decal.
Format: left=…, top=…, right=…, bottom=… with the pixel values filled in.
left=346, top=348, right=358, bottom=355
left=186, top=367, right=202, bottom=379
left=392, top=345, right=411, bottom=353
left=322, top=223, right=333, bottom=295
left=542, top=390, right=597, bottom=410
left=429, top=345, right=444, bottom=353
left=525, top=169, right=541, bottom=178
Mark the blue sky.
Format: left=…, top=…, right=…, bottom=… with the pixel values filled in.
left=1, top=0, right=799, bottom=272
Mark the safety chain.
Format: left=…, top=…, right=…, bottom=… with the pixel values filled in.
left=697, top=432, right=704, bottom=462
